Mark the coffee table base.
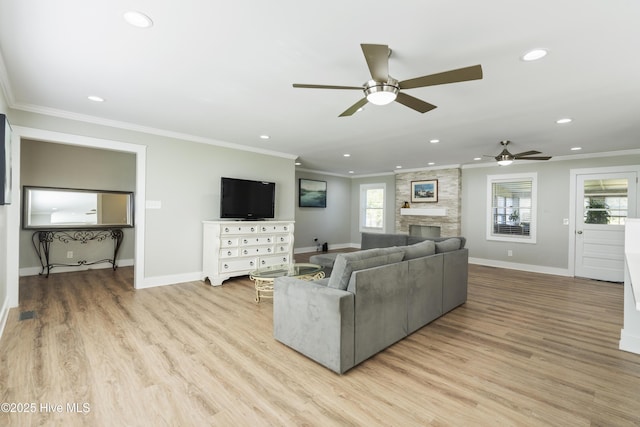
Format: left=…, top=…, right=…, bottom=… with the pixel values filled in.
left=250, top=271, right=325, bottom=303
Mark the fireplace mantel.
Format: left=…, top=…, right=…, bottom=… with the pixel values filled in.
left=400, top=208, right=447, bottom=217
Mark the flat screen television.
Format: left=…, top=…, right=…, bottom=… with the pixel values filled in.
left=220, top=177, right=275, bottom=220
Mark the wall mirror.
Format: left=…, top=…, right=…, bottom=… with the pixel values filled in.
left=22, top=186, right=134, bottom=229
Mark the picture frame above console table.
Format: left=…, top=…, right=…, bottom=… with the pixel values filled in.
left=22, top=186, right=134, bottom=277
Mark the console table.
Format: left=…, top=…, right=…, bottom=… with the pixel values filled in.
left=32, top=229, right=124, bottom=277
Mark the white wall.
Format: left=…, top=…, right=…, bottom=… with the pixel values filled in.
left=461, top=153, right=640, bottom=273
left=0, top=90, right=10, bottom=335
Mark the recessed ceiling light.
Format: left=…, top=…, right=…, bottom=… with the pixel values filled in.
left=522, top=48, right=548, bottom=61
left=124, top=11, right=153, bottom=28
left=474, top=157, right=482, bottom=161
left=343, top=154, right=351, bottom=157
left=396, top=165, right=402, bottom=169
left=349, top=170, right=355, bottom=174
left=87, top=95, right=104, bottom=102
left=571, top=147, right=582, bottom=151
left=429, top=139, right=440, bottom=144
left=556, top=118, right=572, bottom=124
left=295, top=162, right=302, bottom=166
left=428, top=162, right=435, bottom=166
left=259, top=135, right=270, bottom=140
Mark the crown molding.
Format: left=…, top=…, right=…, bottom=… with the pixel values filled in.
left=7, top=98, right=298, bottom=160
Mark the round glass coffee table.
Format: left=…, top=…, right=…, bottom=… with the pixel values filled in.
left=249, top=263, right=324, bottom=302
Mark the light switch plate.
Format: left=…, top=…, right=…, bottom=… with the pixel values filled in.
left=146, top=200, right=162, bottom=209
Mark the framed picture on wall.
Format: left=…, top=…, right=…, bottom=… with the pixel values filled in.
left=299, top=178, right=327, bottom=208
left=411, top=179, right=438, bottom=203
left=0, top=114, right=12, bottom=205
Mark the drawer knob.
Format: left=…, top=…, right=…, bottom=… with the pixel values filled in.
left=227, top=251, right=232, bottom=256
left=223, top=264, right=229, bottom=269
left=250, top=261, right=255, bottom=266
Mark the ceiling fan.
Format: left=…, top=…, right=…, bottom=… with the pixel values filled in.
left=292, top=43, right=483, bottom=117
left=492, top=140, right=552, bottom=166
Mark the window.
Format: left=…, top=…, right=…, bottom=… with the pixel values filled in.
left=360, top=183, right=386, bottom=233
left=583, top=178, right=629, bottom=225
left=487, top=173, right=537, bottom=243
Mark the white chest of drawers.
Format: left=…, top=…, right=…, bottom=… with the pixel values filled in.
left=202, top=220, right=295, bottom=286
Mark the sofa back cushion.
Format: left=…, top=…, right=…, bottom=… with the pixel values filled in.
left=407, top=235, right=467, bottom=249
left=361, top=232, right=408, bottom=250
left=435, top=238, right=462, bottom=253
left=328, top=248, right=405, bottom=290
left=402, top=239, right=436, bottom=260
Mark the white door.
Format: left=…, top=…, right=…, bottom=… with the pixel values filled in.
left=575, top=172, right=637, bottom=282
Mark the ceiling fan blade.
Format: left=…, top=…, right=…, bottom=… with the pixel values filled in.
left=514, top=156, right=552, bottom=161
left=293, top=83, right=363, bottom=90
left=395, top=92, right=437, bottom=113
left=399, top=64, right=483, bottom=89
left=361, top=44, right=390, bottom=82
left=513, top=150, right=541, bottom=157
left=339, top=97, right=368, bottom=117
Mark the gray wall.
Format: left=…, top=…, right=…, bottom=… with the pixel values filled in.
left=350, top=174, right=396, bottom=245
left=19, top=139, right=136, bottom=269
left=294, top=171, right=351, bottom=251
left=8, top=110, right=296, bottom=279
left=461, top=154, right=640, bottom=269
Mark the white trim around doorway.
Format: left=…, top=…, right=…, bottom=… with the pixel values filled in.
left=5, top=126, right=146, bottom=309
left=568, top=165, right=640, bottom=278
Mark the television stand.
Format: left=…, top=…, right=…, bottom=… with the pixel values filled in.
left=202, top=220, right=295, bottom=286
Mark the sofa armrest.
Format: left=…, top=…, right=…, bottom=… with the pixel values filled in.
left=273, top=276, right=355, bottom=374
left=442, top=248, right=468, bottom=313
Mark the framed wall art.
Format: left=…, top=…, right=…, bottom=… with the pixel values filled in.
left=411, top=179, right=438, bottom=203
left=299, top=178, right=327, bottom=208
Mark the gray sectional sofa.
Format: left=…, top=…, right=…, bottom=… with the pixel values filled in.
left=273, top=232, right=468, bottom=374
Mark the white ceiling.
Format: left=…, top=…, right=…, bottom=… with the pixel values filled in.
left=1, top=0, right=639, bottom=176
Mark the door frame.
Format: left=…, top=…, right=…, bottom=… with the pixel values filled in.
left=568, top=165, right=640, bottom=278
left=5, top=126, right=147, bottom=308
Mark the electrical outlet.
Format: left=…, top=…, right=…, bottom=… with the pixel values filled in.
left=66, top=251, right=73, bottom=259
left=507, top=250, right=513, bottom=257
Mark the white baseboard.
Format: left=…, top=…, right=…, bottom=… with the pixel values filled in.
left=295, top=243, right=359, bottom=254
left=469, top=257, right=570, bottom=277
left=0, top=296, right=9, bottom=343
left=139, top=271, right=203, bottom=289
left=620, top=329, right=640, bottom=354
left=19, top=259, right=134, bottom=277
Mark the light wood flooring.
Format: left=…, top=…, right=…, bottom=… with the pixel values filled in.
left=1, top=255, right=640, bottom=426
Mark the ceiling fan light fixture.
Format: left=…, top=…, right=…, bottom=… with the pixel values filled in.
left=364, top=79, right=399, bottom=106
left=497, top=159, right=513, bottom=166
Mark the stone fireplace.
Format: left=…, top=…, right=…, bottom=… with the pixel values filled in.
left=409, top=224, right=441, bottom=238
left=395, top=168, right=461, bottom=237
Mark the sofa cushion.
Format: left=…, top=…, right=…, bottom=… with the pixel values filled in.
left=402, top=239, right=436, bottom=260
left=328, top=249, right=405, bottom=290
left=407, top=235, right=467, bottom=249
left=361, top=232, right=409, bottom=250
left=435, top=238, right=461, bottom=253
left=309, top=252, right=339, bottom=268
